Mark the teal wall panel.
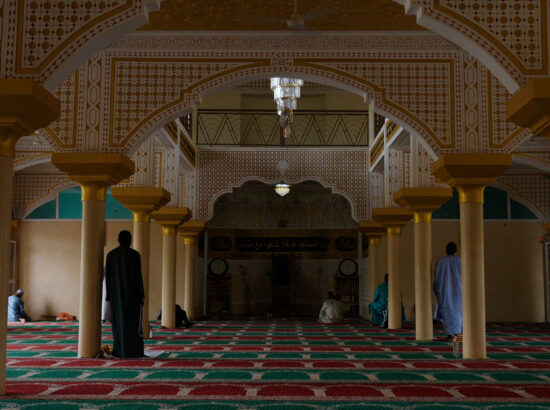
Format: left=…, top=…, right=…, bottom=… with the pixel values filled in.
left=26, top=200, right=56, bottom=219
left=59, top=187, right=82, bottom=219
left=105, top=187, right=132, bottom=220
left=432, top=188, right=460, bottom=219
left=483, top=186, right=508, bottom=219
left=510, top=199, right=537, bottom=220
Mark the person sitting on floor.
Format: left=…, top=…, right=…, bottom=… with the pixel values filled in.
left=319, top=291, right=344, bottom=324
left=8, top=289, right=31, bottom=323
left=157, top=304, right=193, bottom=328
left=369, top=274, right=406, bottom=327
left=369, top=275, right=388, bottom=326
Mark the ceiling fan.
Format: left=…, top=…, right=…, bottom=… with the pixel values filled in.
left=284, top=0, right=326, bottom=31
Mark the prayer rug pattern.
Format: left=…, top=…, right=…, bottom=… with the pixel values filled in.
left=3, top=320, right=550, bottom=408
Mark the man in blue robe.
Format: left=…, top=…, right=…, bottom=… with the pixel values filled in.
left=8, top=289, right=31, bottom=323
left=433, top=241, right=462, bottom=341
left=369, top=274, right=388, bottom=326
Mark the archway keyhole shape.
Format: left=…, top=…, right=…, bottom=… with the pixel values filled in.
left=125, top=70, right=438, bottom=161
left=208, top=180, right=358, bottom=229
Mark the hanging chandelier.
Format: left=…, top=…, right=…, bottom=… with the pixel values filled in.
left=274, top=182, right=291, bottom=197
left=270, top=77, right=304, bottom=138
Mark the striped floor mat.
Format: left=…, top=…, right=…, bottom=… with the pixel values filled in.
left=3, top=320, right=550, bottom=408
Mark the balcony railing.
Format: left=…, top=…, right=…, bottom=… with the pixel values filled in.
left=197, top=110, right=370, bottom=146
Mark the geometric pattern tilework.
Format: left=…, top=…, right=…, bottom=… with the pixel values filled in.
left=438, top=0, right=546, bottom=73
left=417, top=143, right=434, bottom=187
left=369, top=172, right=384, bottom=213
left=42, top=72, right=79, bottom=149
left=386, top=149, right=403, bottom=207
left=462, top=53, right=487, bottom=152
left=319, top=60, right=455, bottom=149
left=108, top=60, right=248, bottom=148
left=181, top=171, right=196, bottom=213
left=29, top=33, right=536, bottom=158
left=1, top=1, right=156, bottom=84
left=82, top=54, right=103, bottom=152
left=489, top=72, right=533, bottom=150
left=406, top=0, right=548, bottom=87
left=498, top=174, right=550, bottom=219
left=197, top=148, right=369, bottom=221
left=18, top=1, right=123, bottom=69
left=12, top=173, right=71, bottom=218
left=209, top=182, right=357, bottom=229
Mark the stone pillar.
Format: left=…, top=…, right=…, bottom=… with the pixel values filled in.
left=357, top=221, right=386, bottom=312
left=432, top=154, right=512, bottom=359
left=393, top=187, right=453, bottom=341
left=0, top=80, right=59, bottom=394
left=152, top=207, right=192, bottom=328
left=111, top=187, right=171, bottom=338
left=52, top=154, right=134, bottom=358
left=178, top=221, right=206, bottom=320
left=507, top=78, right=550, bottom=139
left=373, top=208, right=413, bottom=329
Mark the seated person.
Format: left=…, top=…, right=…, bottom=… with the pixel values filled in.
left=8, top=290, right=31, bottom=323
left=157, top=304, right=193, bottom=328
left=319, top=291, right=344, bottom=324
left=369, top=274, right=406, bottom=327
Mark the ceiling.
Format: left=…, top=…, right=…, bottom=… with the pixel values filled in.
left=141, top=0, right=423, bottom=31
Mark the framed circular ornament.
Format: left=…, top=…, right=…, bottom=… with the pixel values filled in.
left=338, top=258, right=358, bottom=276
left=208, top=258, right=228, bottom=276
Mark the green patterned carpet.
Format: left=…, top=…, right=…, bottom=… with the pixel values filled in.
left=3, top=320, right=550, bottom=408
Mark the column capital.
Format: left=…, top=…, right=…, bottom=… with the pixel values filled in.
left=152, top=206, right=192, bottom=234
left=0, top=79, right=60, bottom=158
left=51, top=153, right=134, bottom=201
left=357, top=220, right=386, bottom=238
left=372, top=208, right=413, bottom=236
left=393, top=187, right=453, bottom=223
left=11, top=219, right=20, bottom=236
left=507, top=78, right=550, bottom=138
left=431, top=154, right=512, bottom=203
left=178, top=220, right=206, bottom=238
left=111, top=187, right=171, bottom=223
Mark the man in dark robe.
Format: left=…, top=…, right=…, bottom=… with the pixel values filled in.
left=105, top=230, right=144, bottom=358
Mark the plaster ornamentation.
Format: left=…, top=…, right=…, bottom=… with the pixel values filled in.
left=398, top=0, right=548, bottom=90
left=197, top=148, right=368, bottom=221
left=497, top=174, right=550, bottom=220
left=1, top=0, right=161, bottom=87
left=13, top=173, right=72, bottom=218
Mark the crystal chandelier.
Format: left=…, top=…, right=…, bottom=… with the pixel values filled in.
left=274, top=182, right=291, bottom=197
left=270, top=77, right=304, bottom=138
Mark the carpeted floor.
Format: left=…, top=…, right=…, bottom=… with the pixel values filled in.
left=3, top=320, right=550, bottom=408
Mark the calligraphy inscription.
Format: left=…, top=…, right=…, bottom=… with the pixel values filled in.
left=209, top=236, right=233, bottom=251
left=334, top=237, right=357, bottom=251
left=236, top=237, right=330, bottom=252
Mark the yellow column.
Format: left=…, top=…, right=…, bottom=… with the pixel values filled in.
left=432, top=154, right=512, bottom=359
left=358, top=221, right=386, bottom=312
left=0, top=80, right=59, bottom=394
left=507, top=78, right=550, bottom=139
left=152, top=207, right=192, bottom=328
left=52, top=153, right=134, bottom=358
left=394, top=187, right=453, bottom=341
left=111, top=187, right=171, bottom=338
left=372, top=208, right=413, bottom=329
left=178, top=221, right=206, bottom=320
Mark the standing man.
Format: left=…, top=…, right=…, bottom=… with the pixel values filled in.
left=8, top=289, right=31, bottom=323
left=433, top=242, right=462, bottom=341
left=106, top=230, right=145, bottom=358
